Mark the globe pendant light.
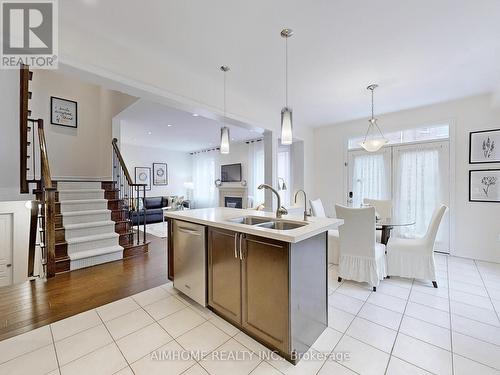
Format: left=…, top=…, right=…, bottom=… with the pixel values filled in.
left=280, top=28, right=293, bottom=145
left=360, top=84, right=388, bottom=152
left=220, top=65, right=230, bottom=154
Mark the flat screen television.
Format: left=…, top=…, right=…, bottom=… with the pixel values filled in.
left=221, top=163, right=242, bottom=182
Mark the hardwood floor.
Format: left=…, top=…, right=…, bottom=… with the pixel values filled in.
left=0, top=234, right=167, bottom=342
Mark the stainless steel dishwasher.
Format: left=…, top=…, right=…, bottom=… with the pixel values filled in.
left=173, top=220, right=206, bottom=306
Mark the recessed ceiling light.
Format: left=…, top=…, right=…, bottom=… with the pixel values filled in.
left=167, top=124, right=173, bottom=127
left=192, top=113, right=199, bottom=117
left=147, top=131, right=152, bottom=135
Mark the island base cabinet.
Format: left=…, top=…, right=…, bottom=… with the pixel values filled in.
left=208, top=228, right=242, bottom=326
left=241, top=234, right=290, bottom=355
left=207, top=227, right=327, bottom=364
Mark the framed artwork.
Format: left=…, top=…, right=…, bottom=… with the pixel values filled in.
left=469, top=169, right=500, bottom=202
left=469, top=129, right=499, bottom=164
left=135, top=167, right=151, bottom=191
left=153, top=163, right=168, bottom=185
left=51, top=96, right=78, bottom=128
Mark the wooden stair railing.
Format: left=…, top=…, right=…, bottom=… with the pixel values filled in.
left=112, top=138, right=147, bottom=246
left=19, top=64, right=30, bottom=194
left=20, top=65, right=57, bottom=278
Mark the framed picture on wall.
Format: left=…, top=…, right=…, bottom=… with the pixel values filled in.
left=469, top=169, right=500, bottom=202
left=153, top=163, right=168, bottom=185
left=135, top=167, right=151, bottom=191
left=469, top=129, right=499, bottom=164
left=51, top=96, right=78, bottom=128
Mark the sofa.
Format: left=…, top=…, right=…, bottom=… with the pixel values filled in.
left=131, top=196, right=185, bottom=225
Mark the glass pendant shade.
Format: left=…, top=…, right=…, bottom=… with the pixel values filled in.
left=220, top=126, right=230, bottom=154
left=280, top=29, right=294, bottom=146
left=359, top=119, right=388, bottom=152
left=281, top=107, right=293, bottom=145
left=360, top=84, right=387, bottom=152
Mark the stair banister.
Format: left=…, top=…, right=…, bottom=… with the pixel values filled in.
left=111, top=138, right=147, bottom=246
left=37, top=119, right=56, bottom=277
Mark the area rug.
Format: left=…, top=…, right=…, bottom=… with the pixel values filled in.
left=139, top=222, right=168, bottom=238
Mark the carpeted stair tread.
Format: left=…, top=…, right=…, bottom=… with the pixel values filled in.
left=68, top=245, right=123, bottom=260
left=66, top=232, right=119, bottom=244
left=64, top=220, right=115, bottom=230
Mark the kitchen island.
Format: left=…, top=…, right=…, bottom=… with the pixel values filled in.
left=165, top=207, right=342, bottom=363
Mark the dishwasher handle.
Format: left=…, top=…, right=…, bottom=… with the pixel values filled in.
left=177, top=227, right=202, bottom=236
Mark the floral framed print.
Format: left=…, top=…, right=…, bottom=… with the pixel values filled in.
left=135, top=167, right=151, bottom=191
left=51, top=96, right=78, bottom=128
left=469, top=129, right=499, bottom=164
left=153, top=163, right=168, bottom=186
left=469, top=169, right=500, bottom=203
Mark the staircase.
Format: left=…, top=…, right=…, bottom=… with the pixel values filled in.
left=54, top=181, right=121, bottom=271
left=19, top=65, right=149, bottom=278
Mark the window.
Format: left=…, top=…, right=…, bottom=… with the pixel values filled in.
left=347, top=125, right=450, bottom=252
left=349, top=149, right=391, bottom=209
left=277, top=147, right=291, bottom=207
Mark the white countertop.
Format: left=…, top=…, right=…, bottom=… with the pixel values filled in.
left=164, top=207, right=342, bottom=243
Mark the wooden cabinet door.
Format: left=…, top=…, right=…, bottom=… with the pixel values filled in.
left=241, top=234, right=290, bottom=354
left=208, top=227, right=242, bottom=326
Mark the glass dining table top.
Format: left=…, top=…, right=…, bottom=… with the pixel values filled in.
left=376, top=218, right=416, bottom=227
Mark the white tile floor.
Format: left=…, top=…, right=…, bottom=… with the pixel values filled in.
left=2, top=254, right=500, bottom=375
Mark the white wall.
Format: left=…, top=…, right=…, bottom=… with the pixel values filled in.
left=121, top=143, right=192, bottom=197
left=216, top=141, right=250, bottom=187
left=0, top=70, right=24, bottom=202
left=29, top=70, right=137, bottom=180
left=314, top=94, right=500, bottom=263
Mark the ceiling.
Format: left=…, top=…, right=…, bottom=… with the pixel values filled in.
left=118, top=100, right=263, bottom=152
left=61, top=0, right=500, bottom=129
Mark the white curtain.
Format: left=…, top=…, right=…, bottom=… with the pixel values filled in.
left=277, top=148, right=291, bottom=207
left=393, top=142, right=449, bottom=250
left=247, top=141, right=265, bottom=207
left=350, top=151, right=390, bottom=208
left=192, top=151, right=218, bottom=208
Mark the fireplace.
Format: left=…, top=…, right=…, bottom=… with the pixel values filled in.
left=218, top=186, right=248, bottom=209
left=224, top=196, right=243, bottom=209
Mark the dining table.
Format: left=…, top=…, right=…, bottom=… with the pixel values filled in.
left=376, top=218, right=416, bottom=245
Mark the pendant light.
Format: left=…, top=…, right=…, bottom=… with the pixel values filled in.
left=359, top=84, right=388, bottom=152
left=280, top=28, right=293, bottom=145
left=220, top=65, right=230, bottom=154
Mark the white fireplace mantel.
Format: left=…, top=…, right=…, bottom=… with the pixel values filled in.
left=217, top=186, right=248, bottom=209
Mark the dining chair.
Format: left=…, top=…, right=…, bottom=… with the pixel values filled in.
left=386, top=204, right=447, bottom=287
left=310, top=198, right=340, bottom=265
left=363, top=198, right=393, bottom=220
left=335, top=205, right=387, bottom=291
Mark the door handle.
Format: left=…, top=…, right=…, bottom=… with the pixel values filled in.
left=239, top=234, right=245, bottom=260
left=234, top=233, right=239, bottom=258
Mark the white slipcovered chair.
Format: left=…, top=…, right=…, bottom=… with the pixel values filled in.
left=386, top=204, right=447, bottom=288
left=310, top=198, right=340, bottom=265
left=335, top=205, right=387, bottom=291
left=363, top=198, right=393, bottom=243
left=363, top=198, right=393, bottom=220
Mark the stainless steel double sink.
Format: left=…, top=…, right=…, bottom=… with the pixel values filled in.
left=228, top=216, right=308, bottom=230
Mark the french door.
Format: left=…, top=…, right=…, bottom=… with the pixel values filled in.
left=348, top=141, right=450, bottom=253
